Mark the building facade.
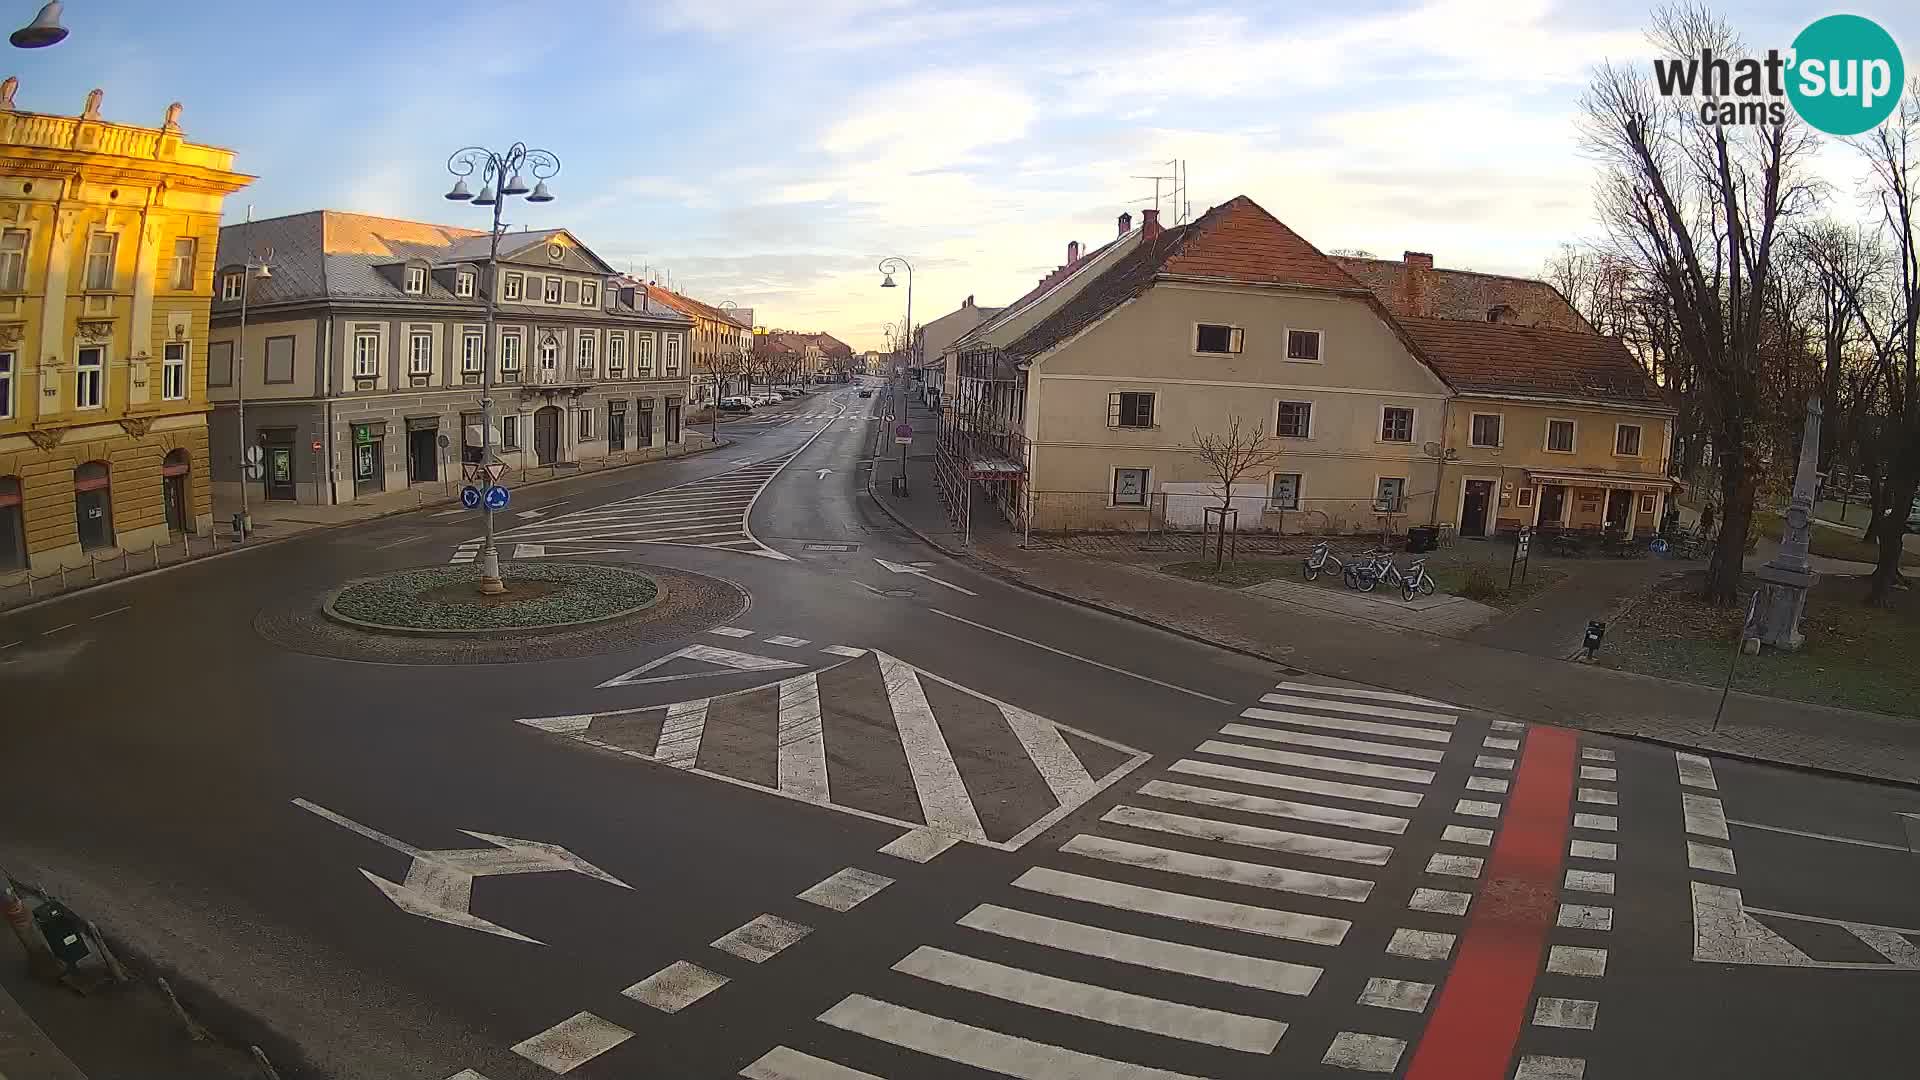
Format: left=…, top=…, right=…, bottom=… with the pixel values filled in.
left=0, top=82, right=251, bottom=575
left=207, top=213, right=694, bottom=505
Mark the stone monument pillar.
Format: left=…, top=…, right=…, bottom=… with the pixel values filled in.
left=1744, top=396, right=1822, bottom=652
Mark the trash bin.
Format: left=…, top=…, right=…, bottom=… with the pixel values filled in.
left=1406, top=526, right=1438, bottom=553
left=891, top=474, right=909, bottom=498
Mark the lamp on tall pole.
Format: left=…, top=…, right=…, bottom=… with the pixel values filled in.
left=444, top=141, right=559, bottom=596
left=233, top=208, right=274, bottom=540
left=879, top=257, right=913, bottom=494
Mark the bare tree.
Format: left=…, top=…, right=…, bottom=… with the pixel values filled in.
left=1580, top=3, right=1823, bottom=605
left=1191, top=416, right=1289, bottom=568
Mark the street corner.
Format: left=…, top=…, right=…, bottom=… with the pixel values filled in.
left=249, top=559, right=751, bottom=666
left=516, top=642, right=1150, bottom=851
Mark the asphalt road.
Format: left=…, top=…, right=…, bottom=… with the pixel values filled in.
left=2, top=381, right=1917, bottom=1080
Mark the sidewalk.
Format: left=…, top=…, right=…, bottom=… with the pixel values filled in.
left=0, top=976, right=84, bottom=1080
left=0, top=434, right=726, bottom=613
left=871, top=435, right=1920, bottom=786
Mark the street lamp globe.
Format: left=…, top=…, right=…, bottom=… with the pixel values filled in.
left=472, top=182, right=497, bottom=206
left=444, top=178, right=473, bottom=201
left=9, top=2, right=66, bottom=48
left=527, top=180, right=554, bottom=203
left=501, top=172, right=530, bottom=196
left=880, top=274, right=897, bottom=288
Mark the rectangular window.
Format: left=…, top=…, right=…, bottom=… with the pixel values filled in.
left=353, top=332, right=380, bottom=377
left=404, top=267, right=426, bottom=295
left=503, top=273, right=523, bottom=301
left=665, top=334, right=682, bottom=375
left=84, top=232, right=117, bottom=291
left=502, top=414, right=519, bottom=449
left=462, top=332, right=483, bottom=374
left=576, top=331, right=596, bottom=374
left=1270, top=473, right=1301, bottom=511
left=170, top=238, right=197, bottom=291
left=607, top=332, right=626, bottom=375
left=1470, top=413, right=1502, bottom=448
left=1275, top=400, right=1312, bottom=438
left=1380, top=406, right=1414, bottom=443
left=161, top=341, right=188, bottom=400
left=1639, top=493, right=1657, bottom=513
left=0, top=229, right=26, bottom=291
left=1375, top=477, right=1407, bottom=512
left=222, top=273, right=242, bottom=301
left=581, top=281, right=598, bottom=307
left=1107, top=391, right=1155, bottom=428
left=208, top=340, right=233, bottom=386
left=455, top=273, right=474, bottom=298
left=500, top=332, right=522, bottom=374
left=578, top=407, right=594, bottom=439
left=1615, top=424, right=1642, bottom=456
left=637, top=333, right=655, bottom=376
left=1285, top=329, right=1322, bottom=362
left=1112, top=467, right=1150, bottom=507
left=265, top=335, right=294, bottom=383
left=539, top=335, right=558, bottom=371
left=1195, top=323, right=1243, bottom=354
left=410, top=331, right=433, bottom=375
left=0, top=351, right=13, bottom=418
left=543, top=277, right=561, bottom=304
left=1546, top=418, right=1576, bottom=453
left=1518, top=487, right=1536, bottom=508
left=563, top=279, right=580, bottom=304
left=75, top=345, right=103, bottom=408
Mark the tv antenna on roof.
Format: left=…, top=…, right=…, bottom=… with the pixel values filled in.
left=1130, top=159, right=1190, bottom=225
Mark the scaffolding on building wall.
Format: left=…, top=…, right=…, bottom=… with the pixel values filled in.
left=935, top=344, right=1030, bottom=544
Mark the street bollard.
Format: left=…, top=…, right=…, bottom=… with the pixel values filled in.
left=59, top=565, right=67, bottom=589
left=89, top=553, right=97, bottom=582
left=121, top=549, right=129, bottom=575
left=152, top=540, right=161, bottom=569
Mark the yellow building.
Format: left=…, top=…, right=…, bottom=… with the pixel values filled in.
left=0, top=81, right=251, bottom=575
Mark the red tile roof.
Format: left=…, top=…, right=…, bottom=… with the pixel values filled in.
left=1335, top=256, right=1592, bottom=332
left=1396, top=316, right=1668, bottom=407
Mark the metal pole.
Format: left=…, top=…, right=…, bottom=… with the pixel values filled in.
left=475, top=168, right=506, bottom=596
left=1713, top=592, right=1761, bottom=732
left=236, top=208, right=251, bottom=540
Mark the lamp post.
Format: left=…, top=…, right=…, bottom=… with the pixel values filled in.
left=879, top=257, right=914, bottom=495
left=233, top=213, right=273, bottom=539
left=9, top=1, right=66, bottom=47
left=444, top=141, right=559, bottom=595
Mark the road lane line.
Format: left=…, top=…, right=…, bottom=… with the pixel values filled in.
left=958, top=903, right=1321, bottom=995
left=1101, top=805, right=1396, bottom=865
left=1196, top=739, right=1435, bottom=785
left=1442, top=825, right=1493, bottom=846
left=656, top=700, right=709, bottom=769
left=1001, top=701, right=1097, bottom=806
left=623, top=961, right=729, bottom=1013
left=740, top=1046, right=883, bottom=1080
left=798, top=868, right=893, bottom=912
left=818, top=995, right=1206, bottom=1080
left=1682, top=793, right=1728, bottom=840
left=777, top=673, right=829, bottom=801
left=90, top=606, right=130, bottom=619
left=1012, top=866, right=1351, bottom=945
left=372, top=534, right=425, bottom=550
left=928, top=609, right=1235, bottom=705
left=1357, top=977, right=1435, bottom=1012
left=1324, top=1031, right=1408, bottom=1072
left=40, top=623, right=74, bottom=635
left=1676, top=751, right=1717, bottom=790
left=1258, top=692, right=1456, bottom=725
left=713, top=914, right=813, bottom=963
left=1136, top=779, right=1409, bottom=834
left=1060, top=834, right=1375, bottom=902
left=1167, top=758, right=1423, bottom=808
left=1274, top=681, right=1454, bottom=709
left=1387, top=927, right=1457, bottom=960
left=1239, top=707, right=1452, bottom=743
left=895, top=945, right=1288, bottom=1052
left=1219, top=723, right=1446, bottom=763
left=1404, top=726, right=1578, bottom=1080
left=878, top=653, right=986, bottom=842
left=1727, top=819, right=1908, bottom=851
left=510, top=1011, right=633, bottom=1073
left=1409, top=888, right=1472, bottom=916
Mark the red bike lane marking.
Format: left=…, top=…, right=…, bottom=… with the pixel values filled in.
left=1405, top=725, right=1577, bottom=1080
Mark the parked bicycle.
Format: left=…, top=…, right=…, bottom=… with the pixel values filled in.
left=1345, top=551, right=1436, bottom=601
left=1342, top=549, right=1393, bottom=591
left=1302, top=540, right=1344, bottom=581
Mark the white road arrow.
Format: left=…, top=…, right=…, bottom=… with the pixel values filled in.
left=293, top=798, right=630, bottom=945
left=515, top=509, right=546, bottom=519
left=816, top=469, right=833, bottom=479
left=873, top=557, right=978, bottom=596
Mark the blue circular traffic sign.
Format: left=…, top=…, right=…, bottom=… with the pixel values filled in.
left=484, top=485, right=510, bottom=511
left=460, top=485, right=482, bottom=510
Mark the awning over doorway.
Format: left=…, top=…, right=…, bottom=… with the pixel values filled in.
left=1526, top=469, right=1677, bottom=493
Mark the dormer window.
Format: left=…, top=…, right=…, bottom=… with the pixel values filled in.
left=455, top=272, right=475, bottom=298
left=221, top=272, right=242, bottom=301
left=404, top=266, right=426, bottom=295
left=581, top=281, right=598, bottom=307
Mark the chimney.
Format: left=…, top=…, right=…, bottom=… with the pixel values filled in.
left=1067, top=240, right=1080, bottom=266
left=1141, top=208, right=1161, bottom=242
left=964, top=294, right=974, bottom=308
left=1118, top=211, right=1132, bottom=237
left=1404, top=251, right=1434, bottom=317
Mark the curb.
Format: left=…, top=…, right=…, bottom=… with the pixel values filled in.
left=0, top=438, right=734, bottom=619
left=319, top=564, right=665, bottom=638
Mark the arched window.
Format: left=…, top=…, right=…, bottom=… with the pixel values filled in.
left=0, top=475, right=24, bottom=570
left=73, top=461, right=114, bottom=551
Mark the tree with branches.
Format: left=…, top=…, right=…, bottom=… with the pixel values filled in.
left=1191, top=415, right=1289, bottom=569
left=1579, top=3, right=1823, bottom=605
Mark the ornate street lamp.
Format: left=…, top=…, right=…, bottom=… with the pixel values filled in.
left=443, top=142, right=560, bottom=595
left=10, top=2, right=67, bottom=48
left=878, top=257, right=913, bottom=493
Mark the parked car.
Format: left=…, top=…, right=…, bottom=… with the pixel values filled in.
left=776, top=387, right=802, bottom=399
left=718, top=396, right=753, bottom=413
left=857, top=388, right=872, bottom=398
left=754, top=393, right=784, bottom=406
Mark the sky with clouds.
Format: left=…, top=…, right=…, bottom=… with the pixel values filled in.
left=7, top=0, right=1915, bottom=350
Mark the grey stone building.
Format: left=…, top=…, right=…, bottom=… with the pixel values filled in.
left=206, top=211, right=695, bottom=505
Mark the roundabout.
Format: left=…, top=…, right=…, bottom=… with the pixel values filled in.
left=324, top=561, right=661, bottom=636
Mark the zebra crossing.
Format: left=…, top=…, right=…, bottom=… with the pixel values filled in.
left=740, top=679, right=1531, bottom=1079
left=735, top=410, right=863, bottom=425
left=449, top=453, right=798, bottom=564
left=516, top=646, right=1150, bottom=850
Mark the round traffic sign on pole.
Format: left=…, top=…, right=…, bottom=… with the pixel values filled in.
left=484, top=485, right=510, bottom=511
left=895, top=422, right=913, bottom=439
left=461, top=485, right=482, bottom=510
